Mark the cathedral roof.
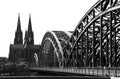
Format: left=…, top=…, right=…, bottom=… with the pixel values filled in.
left=10, top=44, right=40, bottom=50
left=10, top=44, right=23, bottom=49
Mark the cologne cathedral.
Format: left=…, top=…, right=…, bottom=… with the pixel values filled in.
left=8, top=15, right=40, bottom=67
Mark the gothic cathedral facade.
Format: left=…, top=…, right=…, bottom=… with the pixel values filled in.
left=8, top=15, right=40, bottom=67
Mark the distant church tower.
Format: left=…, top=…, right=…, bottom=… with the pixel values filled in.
left=14, top=14, right=23, bottom=44
left=24, top=15, right=34, bottom=45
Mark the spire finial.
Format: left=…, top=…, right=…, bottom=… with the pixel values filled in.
left=18, top=13, right=20, bottom=17
left=29, top=13, right=31, bottom=17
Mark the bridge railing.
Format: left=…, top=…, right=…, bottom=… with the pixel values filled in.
left=40, top=67, right=120, bottom=77
left=73, top=67, right=118, bottom=77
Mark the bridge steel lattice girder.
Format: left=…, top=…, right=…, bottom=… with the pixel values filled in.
left=67, top=1, right=120, bottom=67
left=68, top=5, right=120, bottom=58
left=40, top=31, right=72, bottom=67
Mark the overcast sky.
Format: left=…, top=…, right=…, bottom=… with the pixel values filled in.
left=0, top=0, right=97, bottom=57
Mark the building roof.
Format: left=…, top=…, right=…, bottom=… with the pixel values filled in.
left=10, top=44, right=40, bottom=50
left=10, top=44, right=23, bottom=49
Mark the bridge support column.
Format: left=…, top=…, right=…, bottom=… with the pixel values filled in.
left=92, top=9, right=95, bottom=68
left=109, top=11, right=113, bottom=67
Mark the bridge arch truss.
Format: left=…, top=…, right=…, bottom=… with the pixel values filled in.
left=66, top=0, right=120, bottom=67
left=39, top=31, right=72, bottom=67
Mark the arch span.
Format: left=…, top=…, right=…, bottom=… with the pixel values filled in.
left=39, top=31, right=72, bottom=67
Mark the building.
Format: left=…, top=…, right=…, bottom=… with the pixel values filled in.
left=8, top=15, right=40, bottom=67
left=0, top=57, right=7, bottom=65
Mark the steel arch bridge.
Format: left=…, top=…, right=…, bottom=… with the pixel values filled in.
left=39, top=0, right=120, bottom=68
left=39, top=31, right=72, bottom=67
left=29, top=0, right=120, bottom=77
left=66, top=0, right=120, bottom=67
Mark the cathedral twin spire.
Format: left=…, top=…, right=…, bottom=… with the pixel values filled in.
left=28, top=14, right=32, bottom=32
left=16, top=14, right=22, bottom=33
left=14, top=14, right=34, bottom=45
left=14, top=14, right=23, bottom=44
left=25, top=14, right=34, bottom=45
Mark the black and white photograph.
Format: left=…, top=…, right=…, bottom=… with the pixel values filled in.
left=0, top=0, right=120, bottom=79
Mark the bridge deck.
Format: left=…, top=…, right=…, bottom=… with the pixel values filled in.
left=29, top=67, right=120, bottom=77
left=0, top=76, right=110, bottom=79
